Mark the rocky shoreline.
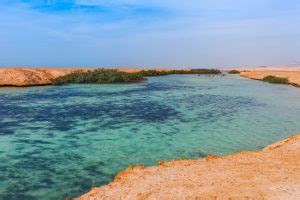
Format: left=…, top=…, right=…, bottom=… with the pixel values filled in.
left=0, top=68, right=82, bottom=87
left=78, top=134, right=300, bottom=199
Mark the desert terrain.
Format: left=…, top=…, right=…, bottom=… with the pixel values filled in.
left=237, top=67, right=300, bottom=87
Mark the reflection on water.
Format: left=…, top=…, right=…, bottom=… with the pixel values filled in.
left=0, top=86, right=52, bottom=93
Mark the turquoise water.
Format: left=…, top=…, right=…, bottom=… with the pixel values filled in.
left=1, top=75, right=300, bottom=199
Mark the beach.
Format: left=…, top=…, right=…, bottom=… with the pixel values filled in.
left=237, top=68, right=300, bottom=87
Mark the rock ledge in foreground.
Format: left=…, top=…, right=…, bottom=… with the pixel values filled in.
left=78, top=134, right=300, bottom=200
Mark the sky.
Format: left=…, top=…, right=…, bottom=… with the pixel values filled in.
left=0, top=0, right=299, bottom=68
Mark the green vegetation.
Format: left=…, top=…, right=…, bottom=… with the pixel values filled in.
left=138, top=70, right=170, bottom=77
left=138, top=69, right=221, bottom=77
left=262, top=75, right=289, bottom=84
left=53, top=69, right=145, bottom=85
left=188, top=69, right=222, bottom=74
left=228, top=70, right=240, bottom=74
left=168, top=69, right=221, bottom=75
left=53, top=68, right=222, bottom=85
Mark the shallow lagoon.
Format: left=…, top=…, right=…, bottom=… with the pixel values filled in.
left=1, top=75, right=300, bottom=199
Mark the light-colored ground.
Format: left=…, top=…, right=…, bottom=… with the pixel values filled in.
left=78, top=134, right=300, bottom=200
left=0, top=68, right=83, bottom=86
left=235, top=68, right=300, bottom=87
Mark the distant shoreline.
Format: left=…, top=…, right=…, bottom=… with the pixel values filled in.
left=1, top=67, right=300, bottom=87
left=0, top=68, right=220, bottom=87
left=0, top=68, right=174, bottom=87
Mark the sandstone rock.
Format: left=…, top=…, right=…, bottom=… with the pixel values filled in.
left=0, top=68, right=79, bottom=86
left=78, top=134, right=300, bottom=200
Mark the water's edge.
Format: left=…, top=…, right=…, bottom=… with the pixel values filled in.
left=77, top=133, right=300, bottom=199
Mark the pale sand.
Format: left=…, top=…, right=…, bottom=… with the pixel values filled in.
left=78, top=134, right=300, bottom=200
left=0, top=68, right=83, bottom=86
left=233, top=68, right=300, bottom=87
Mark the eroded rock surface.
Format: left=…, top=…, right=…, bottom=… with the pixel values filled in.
left=0, top=68, right=80, bottom=86
left=78, top=134, right=300, bottom=200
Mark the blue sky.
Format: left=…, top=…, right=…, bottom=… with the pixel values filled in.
left=0, top=0, right=299, bottom=68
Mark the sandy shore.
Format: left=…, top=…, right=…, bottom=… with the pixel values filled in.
left=236, top=68, right=300, bottom=87
left=78, top=133, right=300, bottom=200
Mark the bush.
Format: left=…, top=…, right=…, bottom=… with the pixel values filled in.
left=190, top=69, right=221, bottom=74
left=262, top=76, right=288, bottom=84
left=228, top=70, right=240, bottom=74
left=137, top=69, right=221, bottom=76
left=138, top=70, right=170, bottom=77
left=52, top=68, right=222, bottom=85
left=170, top=69, right=221, bottom=74
left=53, top=69, right=145, bottom=85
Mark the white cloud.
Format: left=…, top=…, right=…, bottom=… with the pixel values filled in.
left=0, top=0, right=299, bottom=67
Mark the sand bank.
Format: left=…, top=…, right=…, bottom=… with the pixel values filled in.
left=237, top=68, right=300, bottom=87
left=78, top=133, right=300, bottom=199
